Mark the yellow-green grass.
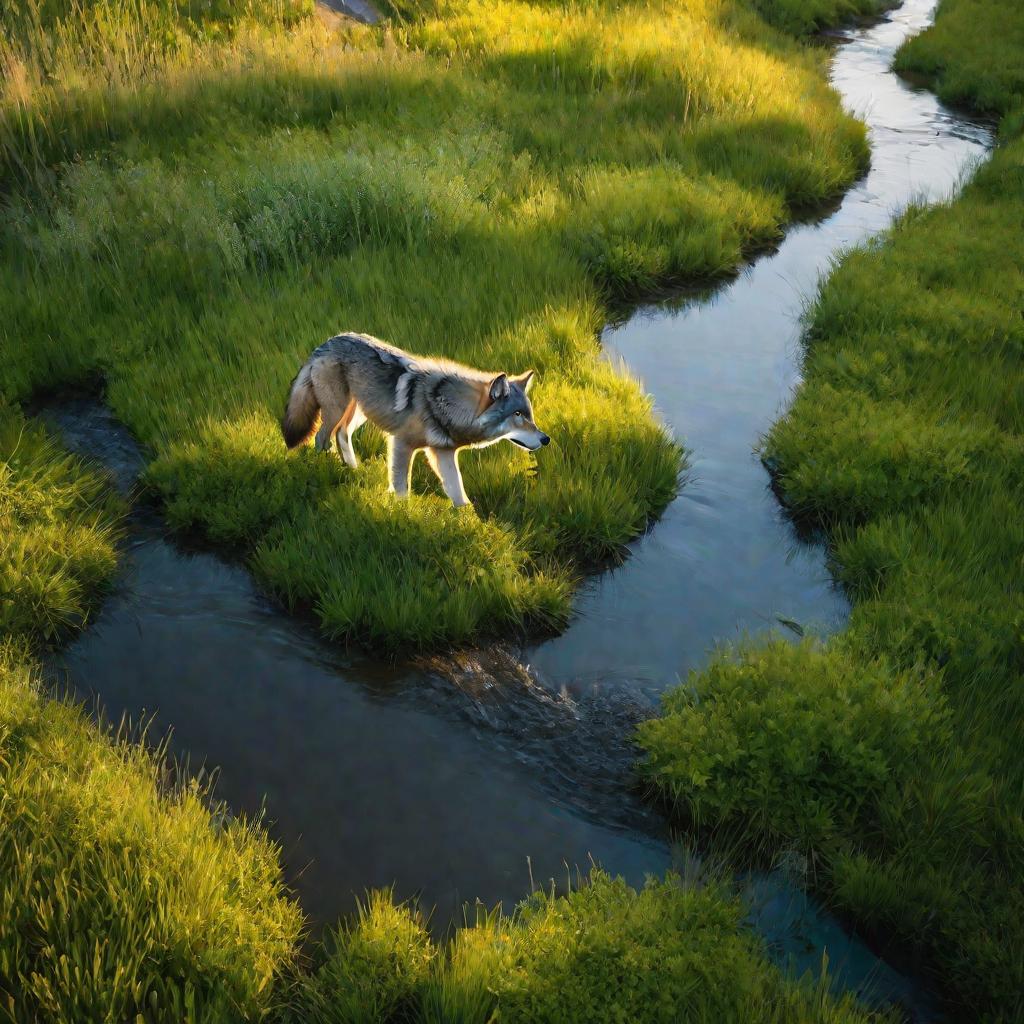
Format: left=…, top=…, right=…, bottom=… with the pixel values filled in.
left=0, top=647, right=305, bottom=1023
left=0, top=1, right=916, bottom=1018
left=286, top=873, right=890, bottom=1024
left=0, top=409, right=121, bottom=643
left=639, top=2, right=1024, bottom=1016
left=1, top=0, right=876, bottom=651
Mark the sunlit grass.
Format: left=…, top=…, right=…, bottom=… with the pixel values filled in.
left=0, top=0, right=909, bottom=1017
left=286, top=872, right=890, bottom=1024
left=639, top=1, right=1024, bottom=1014
left=0, top=646, right=304, bottom=1022
left=0, top=425, right=302, bottom=1020
left=0, top=408, right=122, bottom=643
left=1, top=0, right=876, bottom=649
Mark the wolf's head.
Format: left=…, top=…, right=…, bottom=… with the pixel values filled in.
left=479, top=370, right=549, bottom=451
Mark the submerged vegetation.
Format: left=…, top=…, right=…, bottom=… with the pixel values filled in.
left=0, top=0, right=878, bottom=649
left=640, top=0, right=1024, bottom=1017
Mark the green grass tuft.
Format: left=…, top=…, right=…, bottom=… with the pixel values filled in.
left=895, top=0, right=1024, bottom=118
left=0, top=407, right=121, bottom=643
left=0, top=646, right=305, bottom=1023
left=290, top=871, right=890, bottom=1024
left=638, top=639, right=951, bottom=847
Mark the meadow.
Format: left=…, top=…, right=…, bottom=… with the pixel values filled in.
left=639, top=0, right=1024, bottom=1017
left=0, top=0, right=880, bottom=650
left=0, top=0, right=914, bottom=1018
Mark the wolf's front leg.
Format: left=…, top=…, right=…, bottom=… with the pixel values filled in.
left=387, top=437, right=416, bottom=498
left=426, top=447, right=470, bottom=507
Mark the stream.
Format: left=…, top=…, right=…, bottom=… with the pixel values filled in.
left=42, top=1, right=992, bottom=1018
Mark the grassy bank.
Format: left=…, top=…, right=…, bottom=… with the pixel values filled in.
left=0, top=413, right=304, bottom=1020
left=285, top=874, right=889, bottom=1024
left=639, top=1, right=1024, bottom=1018
left=1, top=0, right=878, bottom=651
left=0, top=418, right=887, bottom=1020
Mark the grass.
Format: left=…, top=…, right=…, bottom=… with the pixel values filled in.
left=285, top=872, right=890, bottom=1024
left=0, top=647, right=305, bottom=1023
left=0, top=417, right=304, bottom=1021
left=638, top=0, right=1024, bottom=1017
left=0, top=408, right=121, bottom=643
left=895, top=0, right=1024, bottom=116
left=0, top=0, right=878, bottom=651
left=0, top=405, right=886, bottom=1022
left=747, top=0, right=887, bottom=35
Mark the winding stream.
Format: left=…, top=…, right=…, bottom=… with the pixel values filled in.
left=42, top=1, right=991, bottom=1018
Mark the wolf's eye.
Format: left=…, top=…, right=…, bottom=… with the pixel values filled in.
left=514, top=411, right=524, bottom=421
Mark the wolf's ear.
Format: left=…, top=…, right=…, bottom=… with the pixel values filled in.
left=488, top=374, right=510, bottom=402
left=513, top=369, right=536, bottom=392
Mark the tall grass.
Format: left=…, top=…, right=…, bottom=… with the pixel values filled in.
left=0, top=0, right=876, bottom=649
left=0, top=428, right=888, bottom=1019
left=0, top=409, right=121, bottom=642
left=0, top=648, right=304, bottom=1023
left=639, top=1, right=1024, bottom=1016
left=0, top=0, right=916, bottom=1017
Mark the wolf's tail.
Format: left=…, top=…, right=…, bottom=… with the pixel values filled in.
left=281, top=360, right=320, bottom=448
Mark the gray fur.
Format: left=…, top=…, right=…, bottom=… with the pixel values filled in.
left=281, top=332, right=549, bottom=506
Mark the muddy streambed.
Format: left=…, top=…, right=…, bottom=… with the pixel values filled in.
left=42, top=0, right=991, bottom=1018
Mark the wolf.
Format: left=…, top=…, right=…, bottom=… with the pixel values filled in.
left=281, top=332, right=550, bottom=507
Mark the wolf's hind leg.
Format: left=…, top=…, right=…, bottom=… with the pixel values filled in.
left=333, top=401, right=364, bottom=469
left=315, top=397, right=345, bottom=453
left=425, top=447, right=470, bottom=507
left=312, top=364, right=350, bottom=453
left=387, top=437, right=417, bottom=498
